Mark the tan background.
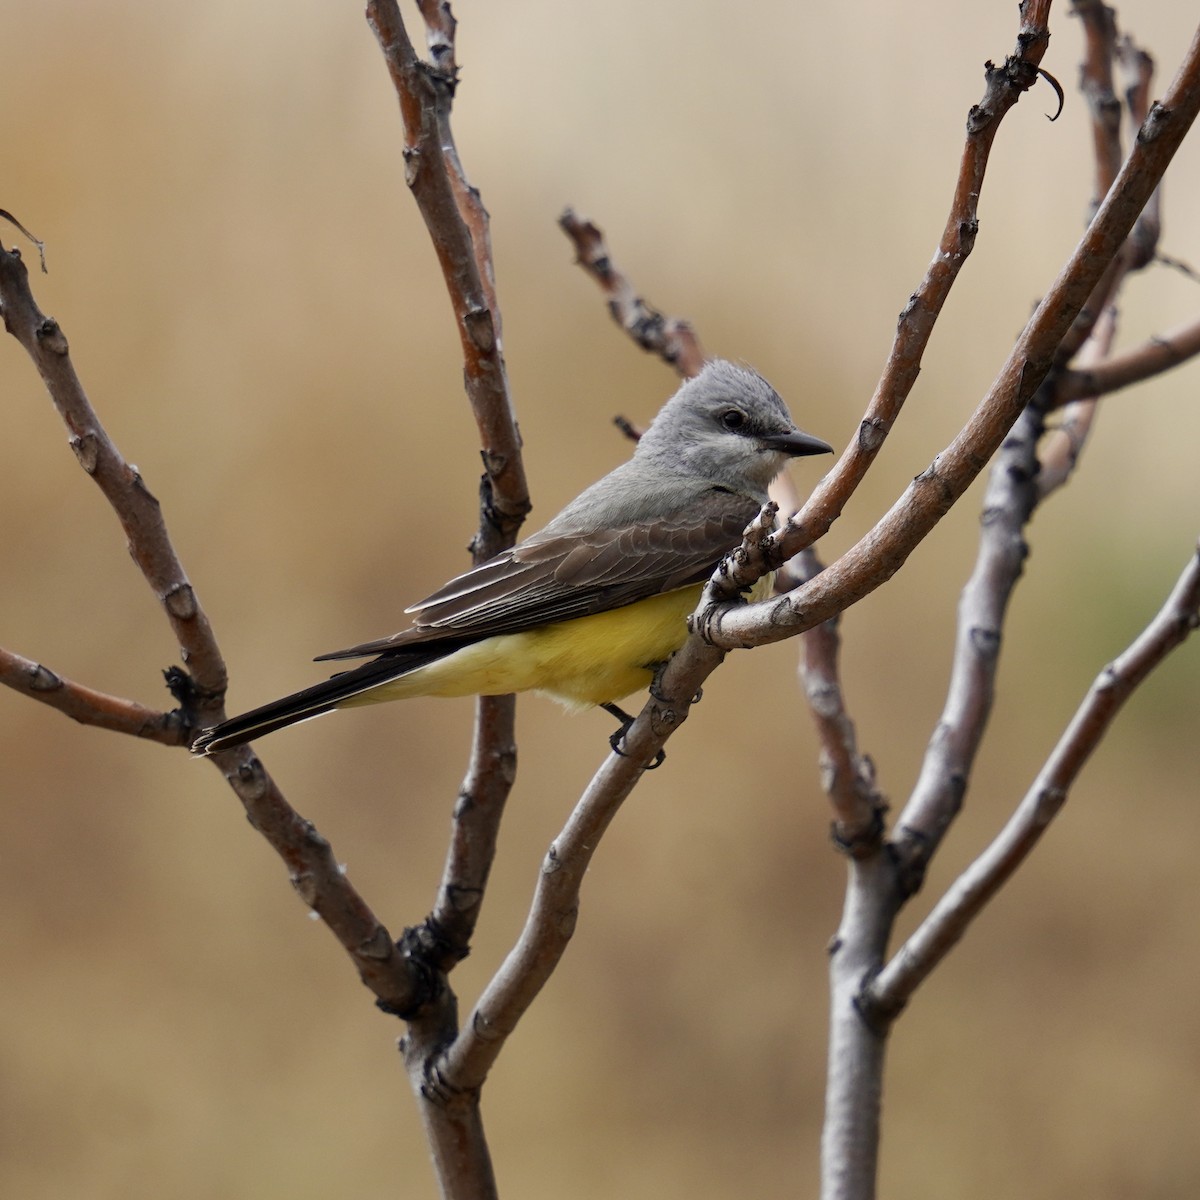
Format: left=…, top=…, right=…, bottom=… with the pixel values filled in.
left=3, top=2, right=1200, bottom=1197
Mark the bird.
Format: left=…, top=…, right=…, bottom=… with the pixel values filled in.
left=191, top=360, right=832, bottom=755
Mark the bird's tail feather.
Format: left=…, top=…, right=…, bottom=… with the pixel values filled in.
left=190, top=646, right=453, bottom=755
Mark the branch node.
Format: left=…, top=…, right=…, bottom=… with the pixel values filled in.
left=162, top=581, right=198, bottom=620
left=852, top=978, right=897, bottom=1039
left=463, top=305, right=496, bottom=352
left=829, top=801, right=887, bottom=860
left=358, top=924, right=398, bottom=962
left=857, top=416, right=889, bottom=453
left=26, top=661, right=62, bottom=692
left=967, top=624, right=1001, bottom=659
left=235, top=756, right=269, bottom=803
left=1138, top=100, right=1169, bottom=144
left=291, top=869, right=319, bottom=908
left=69, top=432, right=100, bottom=474
left=402, top=144, right=422, bottom=187
left=35, top=316, right=68, bottom=355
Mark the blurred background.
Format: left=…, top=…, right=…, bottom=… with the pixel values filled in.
left=2, top=1, right=1199, bottom=1196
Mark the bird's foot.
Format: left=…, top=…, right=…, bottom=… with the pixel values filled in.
left=600, top=702, right=665, bottom=769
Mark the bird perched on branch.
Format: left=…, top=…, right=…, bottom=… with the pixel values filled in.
left=192, top=360, right=832, bottom=756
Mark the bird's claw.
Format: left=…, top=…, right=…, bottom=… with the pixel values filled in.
left=601, top=702, right=666, bottom=769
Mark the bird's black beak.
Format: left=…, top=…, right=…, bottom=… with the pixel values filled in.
left=762, top=429, right=834, bottom=458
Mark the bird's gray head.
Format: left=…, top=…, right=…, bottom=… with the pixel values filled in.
left=634, top=360, right=832, bottom=497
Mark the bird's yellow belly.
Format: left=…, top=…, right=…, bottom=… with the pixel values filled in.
left=342, top=572, right=775, bottom=713
left=345, top=585, right=704, bottom=712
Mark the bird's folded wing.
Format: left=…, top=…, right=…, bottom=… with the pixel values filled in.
left=316, top=488, right=763, bottom=661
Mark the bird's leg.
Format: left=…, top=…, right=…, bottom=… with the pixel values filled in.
left=600, top=702, right=665, bottom=769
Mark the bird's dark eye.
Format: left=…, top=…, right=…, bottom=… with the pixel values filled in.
left=720, top=408, right=746, bottom=431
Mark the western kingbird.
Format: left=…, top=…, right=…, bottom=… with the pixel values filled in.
left=192, top=360, right=832, bottom=755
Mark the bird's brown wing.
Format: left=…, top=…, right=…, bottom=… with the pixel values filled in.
left=316, top=487, right=762, bottom=661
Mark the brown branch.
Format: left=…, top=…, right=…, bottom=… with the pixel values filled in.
left=439, top=737, right=668, bottom=1092
left=1074, top=0, right=1124, bottom=202
left=0, top=246, right=227, bottom=715
left=365, top=7, right=530, bottom=1194
left=558, top=208, right=707, bottom=376
left=866, top=540, right=1200, bottom=1022
left=1052, top=310, right=1200, bottom=402
left=702, top=26, right=1200, bottom=654
left=415, top=0, right=458, bottom=77
left=0, top=646, right=182, bottom=744
left=366, top=0, right=528, bottom=542
left=764, top=466, right=885, bottom=850
left=543, top=5, right=1069, bottom=910
left=423, top=508, right=794, bottom=1094
left=424, top=697, right=518, bottom=963
left=1041, top=30, right=1158, bottom=494
left=791, top=549, right=886, bottom=851
left=1119, top=35, right=1161, bottom=266
left=366, top=6, right=523, bottom=974
left=0, top=245, right=425, bottom=1013
left=758, top=3, right=1054, bottom=576
left=0, top=241, right=428, bottom=1015
left=208, top=747, right=420, bottom=1011
left=1036, top=302, right=1115, bottom=498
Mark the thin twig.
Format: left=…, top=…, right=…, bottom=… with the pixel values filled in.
left=0, top=647, right=182, bottom=744
left=0, top=246, right=227, bottom=715
left=367, top=0, right=528, bottom=540
left=866, top=541, right=1200, bottom=1021
left=1051, top=310, right=1200, bottom=403
left=1037, top=303, right=1116, bottom=498
left=0, top=209, right=46, bottom=272
left=792, top=548, right=886, bottom=851
left=1119, top=35, right=1161, bottom=266
left=1074, top=0, right=1124, bottom=202
left=558, top=208, right=707, bottom=376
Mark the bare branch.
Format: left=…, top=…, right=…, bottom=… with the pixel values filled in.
left=763, top=3, right=1054, bottom=574
left=367, top=2, right=526, bottom=971
left=1074, top=0, right=1124, bottom=201
left=558, top=208, right=707, bottom=376
left=415, top=0, right=458, bottom=77
left=703, top=30, right=1200, bottom=655
left=364, top=8, right=529, bottom=1192
left=866, top=541, right=1200, bottom=1021
left=208, top=747, right=421, bottom=1013
left=425, top=698, right=518, bottom=962
left=890, top=402, right=1042, bottom=887
left=880, top=21, right=1176, bottom=888
left=366, top=0, right=528, bottom=542
left=791, top=549, right=886, bottom=851
left=1036, top=303, right=1115, bottom=498
left=1119, top=35, right=1161, bottom=265
left=0, top=246, right=227, bottom=715
left=0, top=183, right=424, bottom=1030
left=1052, top=310, right=1200, bottom=402
left=0, top=209, right=46, bottom=271
left=0, top=646, right=182, bottom=744
left=426, top=503, right=791, bottom=1095
left=440, top=742, right=661, bottom=1092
